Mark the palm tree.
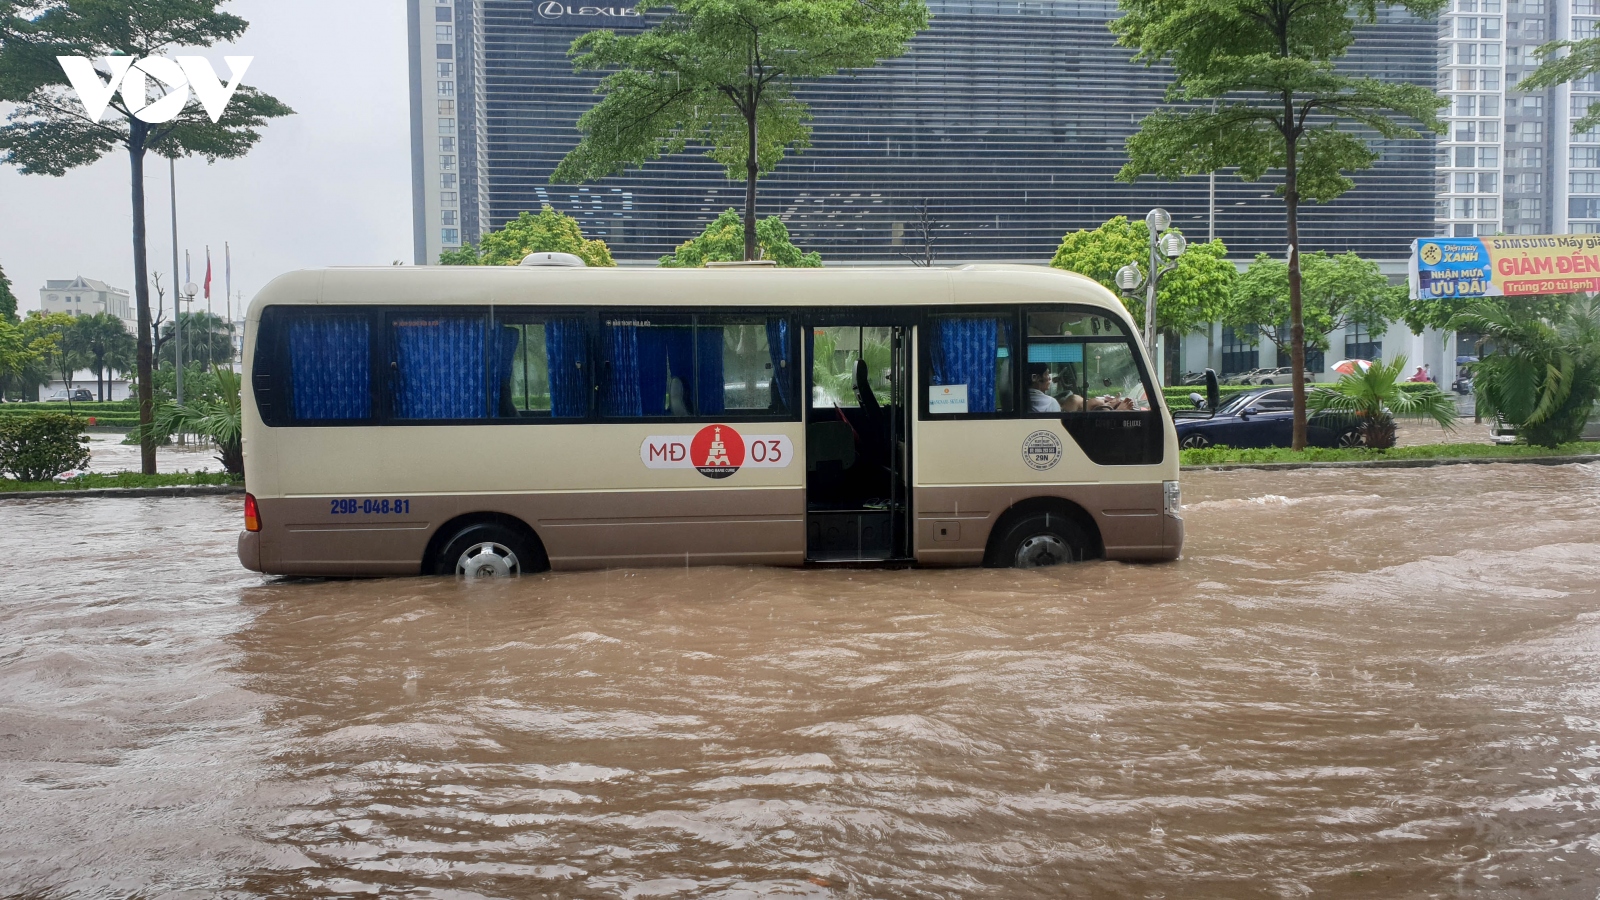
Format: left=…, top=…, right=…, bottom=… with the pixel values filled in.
left=159, top=312, right=235, bottom=369
left=1451, top=296, right=1600, bottom=448
left=155, top=365, right=241, bottom=475
left=71, top=313, right=135, bottom=401
left=1309, top=356, right=1457, bottom=449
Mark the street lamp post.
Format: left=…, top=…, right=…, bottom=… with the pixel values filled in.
left=1115, top=208, right=1188, bottom=383
left=180, top=281, right=198, bottom=406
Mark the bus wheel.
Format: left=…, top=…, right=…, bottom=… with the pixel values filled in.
left=994, top=513, right=1089, bottom=569
left=438, top=523, right=535, bottom=578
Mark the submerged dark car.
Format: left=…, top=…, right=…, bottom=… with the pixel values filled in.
left=1173, top=387, right=1363, bottom=449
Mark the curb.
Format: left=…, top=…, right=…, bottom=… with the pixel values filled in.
left=1183, top=453, right=1600, bottom=472
left=0, top=484, right=244, bottom=501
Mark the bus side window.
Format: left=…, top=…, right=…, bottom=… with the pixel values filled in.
left=285, top=312, right=372, bottom=423
left=601, top=316, right=792, bottom=419
left=923, top=315, right=1015, bottom=416
left=496, top=317, right=589, bottom=418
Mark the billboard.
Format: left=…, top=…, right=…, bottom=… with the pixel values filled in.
left=1408, top=234, right=1600, bottom=300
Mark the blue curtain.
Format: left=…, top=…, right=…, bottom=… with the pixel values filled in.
left=765, top=318, right=791, bottom=412
left=932, top=317, right=1000, bottom=414
left=392, top=316, right=486, bottom=419
left=289, top=315, right=370, bottom=421
left=490, top=325, right=520, bottom=417
left=697, top=326, right=725, bottom=415
left=603, top=324, right=693, bottom=417
left=545, top=318, right=589, bottom=418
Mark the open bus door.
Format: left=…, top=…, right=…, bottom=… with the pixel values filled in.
left=803, top=322, right=912, bottom=562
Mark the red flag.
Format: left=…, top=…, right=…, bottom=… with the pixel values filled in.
left=204, top=248, right=212, bottom=300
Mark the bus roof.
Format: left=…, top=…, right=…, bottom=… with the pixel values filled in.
left=249, top=263, right=1135, bottom=327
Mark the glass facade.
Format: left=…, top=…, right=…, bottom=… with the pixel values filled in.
left=425, top=1, right=1439, bottom=264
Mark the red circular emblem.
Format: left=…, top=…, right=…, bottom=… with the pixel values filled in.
left=689, top=424, right=744, bottom=479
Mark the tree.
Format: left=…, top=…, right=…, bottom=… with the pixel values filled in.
left=156, top=364, right=240, bottom=474
left=1450, top=296, right=1600, bottom=448
left=1402, top=292, right=1572, bottom=336
left=658, top=209, right=821, bottom=267
left=551, top=0, right=928, bottom=261
left=6, top=311, right=56, bottom=400
left=158, top=311, right=233, bottom=369
left=1111, top=0, right=1446, bottom=449
left=0, top=260, right=18, bottom=323
left=1227, top=251, right=1401, bottom=364
left=0, top=0, right=292, bottom=473
left=899, top=198, right=937, bottom=267
left=440, top=205, right=616, bottom=267
left=1050, top=216, right=1235, bottom=339
left=0, top=318, right=30, bottom=397
left=70, top=311, right=133, bottom=400
left=1519, top=41, right=1600, bottom=133
left=1310, top=355, right=1457, bottom=449
left=25, top=311, right=81, bottom=402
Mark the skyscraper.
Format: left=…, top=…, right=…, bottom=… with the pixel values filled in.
left=410, top=0, right=1440, bottom=265
left=1436, top=0, right=1599, bottom=237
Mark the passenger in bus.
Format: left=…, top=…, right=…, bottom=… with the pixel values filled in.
left=1060, top=392, right=1084, bottom=413
left=1028, top=364, right=1061, bottom=412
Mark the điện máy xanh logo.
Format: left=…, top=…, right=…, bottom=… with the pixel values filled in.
left=56, top=55, right=253, bottom=124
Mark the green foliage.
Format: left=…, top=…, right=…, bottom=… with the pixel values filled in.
left=1452, top=296, right=1600, bottom=448
left=0, top=0, right=292, bottom=474
left=1112, top=0, right=1446, bottom=448
left=440, top=206, right=616, bottom=267
left=658, top=209, right=822, bottom=268
left=1228, top=251, right=1402, bottom=354
left=1, top=470, right=240, bottom=492
left=1519, top=41, right=1600, bottom=132
left=1162, top=380, right=1439, bottom=409
left=810, top=327, right=891, bottom=407
left=68, top=311, right=134, bottom=399
left=20, top=310, right=84, bottom=393
left=155, top=365, right=241, bottom=474
left=1050, top=216, right=1234, bottom=335
left=551, top=0, right=927, bottom=259
left=1180, top=440, right=1600, bottom=467
left=0, top=261, right=17, bottom=322
left=1308, top=355, right=1458, bottom=449
left=158, top=311, right=233, bottom=368
left=152, top=361, right=225, bottom=406
left=0, top=411, right=90, bottom=481
left=1403, top=292, right=1573, bottom=335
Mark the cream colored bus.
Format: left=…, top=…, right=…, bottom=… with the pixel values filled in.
left=237, top=262, right=1182, bottom=577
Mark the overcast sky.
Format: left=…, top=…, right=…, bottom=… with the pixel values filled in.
left=0, top=0, right=411, bottom=319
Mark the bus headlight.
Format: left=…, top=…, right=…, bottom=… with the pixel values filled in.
left=1163, top=481, right=1181, bottom=518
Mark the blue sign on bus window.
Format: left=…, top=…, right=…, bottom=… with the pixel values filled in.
left=1027, top=343, right=1084, bottom=364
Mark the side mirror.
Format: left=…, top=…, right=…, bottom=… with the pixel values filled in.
left=1188, top=391, right=1206, bottom=410
left=1204, top=368, right=1220, bottom=414
left=1242, top=406, right=1259, bottom=417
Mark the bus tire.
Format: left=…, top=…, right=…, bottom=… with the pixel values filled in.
left=435, top=521, right=543, bottom=578
left=989, top=512, right=1090, bottom=569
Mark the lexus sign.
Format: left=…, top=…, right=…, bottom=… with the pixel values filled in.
left=538, top=2, right=641, bottom=17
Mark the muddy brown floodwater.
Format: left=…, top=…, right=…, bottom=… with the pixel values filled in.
left=3, top=464, right=1600, bottom=899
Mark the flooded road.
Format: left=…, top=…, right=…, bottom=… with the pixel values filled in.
left=3, top=463, right=1600, bottom=898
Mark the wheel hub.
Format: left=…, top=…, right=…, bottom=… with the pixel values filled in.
left=456, top=542, right=520, bottom=578
left=1015, top=533, right=1071, bottom=568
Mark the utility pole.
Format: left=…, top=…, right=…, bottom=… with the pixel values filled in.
left=170, top=161, right=183, bottom=407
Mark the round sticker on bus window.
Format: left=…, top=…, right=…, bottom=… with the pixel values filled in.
left=1023, top=430, right=1063, bottom=471
left=690, top=424, right=745, bottom=479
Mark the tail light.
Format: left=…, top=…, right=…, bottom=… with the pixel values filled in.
left=244, top=492, right=261, bottom=532
left=1163, top=481, right=1182, bottom=518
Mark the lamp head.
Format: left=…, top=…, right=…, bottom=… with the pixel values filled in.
left=1145, top=207, right=1171, bottom=233
left=1115, top=263, right=1144, bottom=291
left=1160, top=231, right=1188, bottom=259
left=183, top=281, right=199, bottom=298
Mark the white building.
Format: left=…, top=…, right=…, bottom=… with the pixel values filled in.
left=1435, top=0, right=1600, bottom=236
left=38, top=276, right=137, bottom=334
left=408, top=0, right=487, bottom=265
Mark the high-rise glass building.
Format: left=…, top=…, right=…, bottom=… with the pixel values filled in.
left=410, top=0, right=1440, bottom=265
left=1436, top=0, right=1600, bottom=237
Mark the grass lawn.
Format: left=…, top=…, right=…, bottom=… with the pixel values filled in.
left=0, top=471, right=242, bottom=493
left=1181, top=441, right=1600, bottom=467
